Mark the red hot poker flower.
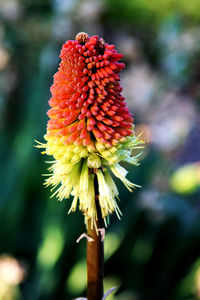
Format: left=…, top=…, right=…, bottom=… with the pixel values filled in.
left=36, top=32, right=144, bottom=228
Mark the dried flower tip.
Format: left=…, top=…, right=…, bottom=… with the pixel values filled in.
left=96, top=37, right=106, bottom=53
left=76, top=32, right=89, bottom=44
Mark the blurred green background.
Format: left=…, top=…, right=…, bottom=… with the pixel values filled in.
left=0, top=0, right=200, bottom=299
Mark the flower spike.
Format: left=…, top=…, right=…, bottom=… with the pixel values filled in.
left=36, top=32, right=144, bottom=228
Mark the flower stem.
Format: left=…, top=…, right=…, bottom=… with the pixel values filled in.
left=87, top=177, right=104, bottom=300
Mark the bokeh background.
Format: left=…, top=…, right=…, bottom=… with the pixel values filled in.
left=1, top=0, right=200, bottom=299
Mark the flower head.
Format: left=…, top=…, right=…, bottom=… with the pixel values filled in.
left=36, top=33, right=144, bottom=228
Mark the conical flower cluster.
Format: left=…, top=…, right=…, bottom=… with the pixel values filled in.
left=37, top=33, right=144, bottom=228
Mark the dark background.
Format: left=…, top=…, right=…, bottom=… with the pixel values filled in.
left=0, top=0, right=200, bottom=299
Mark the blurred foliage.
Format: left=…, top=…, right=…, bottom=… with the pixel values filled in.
left=105, top=0, right=200, bottom=26
left=0, top=0, right=200, bottom=299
